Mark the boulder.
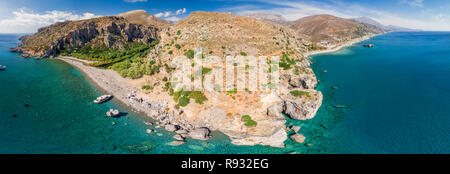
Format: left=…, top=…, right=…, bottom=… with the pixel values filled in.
left=146, top=129, right=153, bottom=134
left=290, top=126, right=301, bottom=133
left=164, top=124, right=180, bottom=132
left=290, top=133, right=306, bottom=144
left=168, top=140, right=185, bottom=146
left=175, top=129, right=188, bottom=134
left=283, top=91, right=323, bottom=120
left=173, top=134, right=185, bottom=141
left=187, top=127, right=210, bottom=140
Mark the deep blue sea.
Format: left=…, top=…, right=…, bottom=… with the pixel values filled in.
left=0, top=32, right=449, bottom=154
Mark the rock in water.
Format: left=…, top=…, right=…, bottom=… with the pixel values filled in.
left=168, top=140, right=185, bottom=146
left=290, top=133, right=306, bottom=144
left=290, top=126, right=301, bottom=133
left=164, top=124, right=180, bottom=132
left=173, top=134, right=185, bottom=141
left=146, top=129, right=153, bottom=134
left=187, top=127, right=210, bottom=140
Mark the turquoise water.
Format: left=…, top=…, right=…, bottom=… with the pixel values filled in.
left=307, top=32, right=450, bottom=153
left=0, top=32, right=449, bottom=154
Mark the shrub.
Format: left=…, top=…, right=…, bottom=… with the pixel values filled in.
left=241, top=115, right=257, bottom=127
left=240, top=52, right=247, bottom=56
left=172, top=89, right=208, bottom=107
left=290, top=90, right=310, bottom=97
left=175, top=44, right=181, bottom=49
left=184, top=50, right=195, bottom=59
left=142, top=85, right=153, bottom=90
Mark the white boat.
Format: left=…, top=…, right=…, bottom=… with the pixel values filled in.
left=106, top=109, right=120, bottom=117
left=0, top=65, right=6, bottom=71
left=94, top=95, right=112, bottom=103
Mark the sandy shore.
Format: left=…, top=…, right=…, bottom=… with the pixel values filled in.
left=303, top=34, right=379, bottom=58
left=57, top=57, right=150, bottom=114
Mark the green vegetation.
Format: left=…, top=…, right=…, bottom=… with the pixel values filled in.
left=226, top=88, right=237, bottom=95
left=240, top=52, right=247, bottom=56
left=290, top=90, right=310, bottom=97
left=175, top=44, right=181, bottom=49
left=176, top=30, right=182, bottom=36
left=142, top=85, right=153, bottom=90
left=202, top=67, right=212, bottom=75
left=184, top=49, right=195, bottom=59
left=62, top=41, right=161, bottom=79
left=241, top=115, right=257, bottom=127
left=168, top=50, right=173, bottom=54
left=279, top=52, right=296, bottom=70
left=172, top=89, right=208, bottom=107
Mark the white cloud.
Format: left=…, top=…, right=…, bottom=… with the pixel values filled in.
left=400, top=0, right=424, bottom=7
left=0, top=9, right=97, bottom=33
left=155, top=11, right=172, bottom=18
left=124, top=0, right=148, bottom=2
left=154, top=8, right=187, bottom=22
left=176, top=8, right=187, bottom=15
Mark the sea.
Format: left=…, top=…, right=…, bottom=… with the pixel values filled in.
left=0, top=32, right=448, bottom=154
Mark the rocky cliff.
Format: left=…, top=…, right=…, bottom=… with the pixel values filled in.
left=11, top=16, right=160, bottom=58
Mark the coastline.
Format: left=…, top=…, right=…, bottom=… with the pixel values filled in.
left=57, top=57, right=144, bottom=113
left=303, top=34, right=380, bottom=58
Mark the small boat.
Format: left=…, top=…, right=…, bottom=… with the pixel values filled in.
left=363, top=44, right=374, bottom=48
left=94, top=95, right=112, bottom=103
left=106, top=109, right=120, bottom=117
left=0, top=65, right=6, bottom=71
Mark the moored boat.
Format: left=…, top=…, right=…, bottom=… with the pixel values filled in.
left=94, top=95, right=112, bottom=103
left=106, top=109, right=120, bottom=117
left=363, top=44, right=374, bottom=47
left=0, top=65, right=6, bottom=71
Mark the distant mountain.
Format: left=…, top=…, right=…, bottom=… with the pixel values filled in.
left=244, top=13, right=289, bottom=25
left=351, top=17, right=385, bottom=29
left=351, top=16, right=419, bottom=32
left=289, top=14, right=384, bottom=44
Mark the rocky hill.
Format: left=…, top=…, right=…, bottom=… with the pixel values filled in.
left=140, top=11, right=322, bottom=147
left=289, top=14, right=384, bottom=45
left=155, top=11, right=307, bottom=58
left=12, top=15, right=161, bottom=58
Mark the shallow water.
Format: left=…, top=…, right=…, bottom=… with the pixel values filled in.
left=0, top=32, right=448, bottom=154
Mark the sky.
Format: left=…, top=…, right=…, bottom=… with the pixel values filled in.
left=0, top=0, right=449, bottom=33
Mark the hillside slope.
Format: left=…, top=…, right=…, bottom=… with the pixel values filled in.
left=142, top=11, right=322, bottom=147
left=289, top=14, right=384, bottom=44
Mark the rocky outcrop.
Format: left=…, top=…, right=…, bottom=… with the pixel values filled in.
left=13, top=16, right=160, bottom=59
left=290, top=133, right=306, bottom=143
left=283, top=90, right=323, bottom=120
left=187, top=128, right=210, bottom=140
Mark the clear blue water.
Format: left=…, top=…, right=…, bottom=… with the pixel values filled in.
left=0, top=32, right=449, bottom=154
left=308, top=32, right=450, bottom=153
